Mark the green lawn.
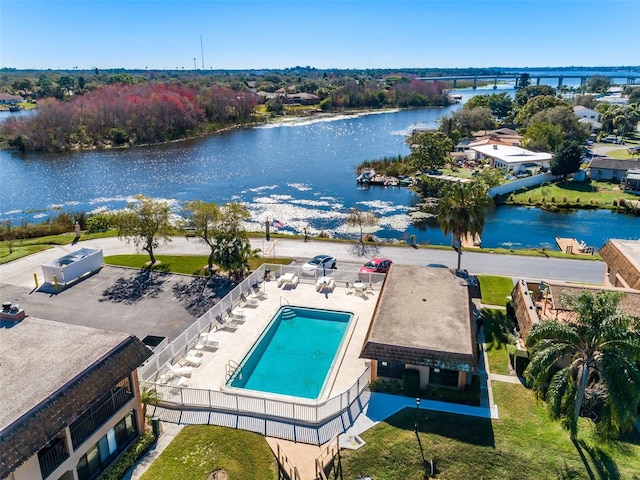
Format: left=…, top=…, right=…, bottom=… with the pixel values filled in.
left=140, top=425, right=277, bottom=480
left=506, top=179, right=637, bottom=209
left=482, top=309, right=514, bottom=376
left=341, top=382, right=640, bottom=480
left=478, top=274, right=514, bottom=306
left=0, top=231, right=117, bottom=265
left=606, top=149, right=637, bottom=160
left=104, top=254, right=292, bottom=276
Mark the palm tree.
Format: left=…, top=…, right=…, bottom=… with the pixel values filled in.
left=525, top=290, right=640, bottom=439
left=140, top=386, right=161, bottom=423
left=437, top=181, right=492, bottom=271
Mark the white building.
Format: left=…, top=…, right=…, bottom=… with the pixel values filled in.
left=573, top=105, right=601, bottom=122
left=469, top=144, right=552, bottom=175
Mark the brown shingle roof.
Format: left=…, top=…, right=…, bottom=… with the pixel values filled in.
left=0, top=317, right=151, bottom=478
left=599, top=239, right=640, bottom=290
left=360, top=265, right=477, bottom=371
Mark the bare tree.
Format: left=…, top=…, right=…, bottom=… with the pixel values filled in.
left=345, top=206, right=379, bottom=257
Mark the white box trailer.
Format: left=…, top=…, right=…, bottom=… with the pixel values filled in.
left=41, top=248, right=104, bottom=286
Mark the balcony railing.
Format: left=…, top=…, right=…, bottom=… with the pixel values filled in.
left=70, top=383, right=134, bottom=449
left=38, top=438, right=68, bottom=479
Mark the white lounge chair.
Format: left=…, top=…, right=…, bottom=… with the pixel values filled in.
left=241, top=294, right=259, bottom=308
left=195, top=332, right=220, bottom=351
left=181, top=354, right=202, bottom=367
left=167, top=375, right=189, bottom=393
left=166, top=363, right=193, bottom=377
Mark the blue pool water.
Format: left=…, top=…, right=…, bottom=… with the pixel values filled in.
left=228, top=306, right=353, bottom=399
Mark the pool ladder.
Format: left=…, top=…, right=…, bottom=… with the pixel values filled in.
left=281, top=307, right=296, bottom=322
left=225, top=359, right=242, bottom=382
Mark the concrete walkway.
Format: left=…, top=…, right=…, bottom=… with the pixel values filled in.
left=124, top=423, right=184, bottom=480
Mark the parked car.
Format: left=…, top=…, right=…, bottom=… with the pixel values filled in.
left=628, top=146, right=640, bottom=154
left=602, top=136, right=620, bottom=144
left=300, top=254, right=337, bottom=275
left=359, top=258, right=393, bottom=276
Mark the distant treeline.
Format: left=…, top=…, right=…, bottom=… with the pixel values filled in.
left=1, top=71, right=451, bottom=152
left=2, top=83, right=255, bottom=152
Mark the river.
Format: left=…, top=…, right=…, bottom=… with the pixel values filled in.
left=1, top=81, right=638, bottom=250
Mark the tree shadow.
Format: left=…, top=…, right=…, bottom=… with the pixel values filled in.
left=572, top=438, right=622, bottom=480
left=348, top=241, right=380, bottom=258
left=99, top=269, right=165, bottom=304
left=172, top=275, right=234, bottom=317
left=385, top=407, right=496, bottom=448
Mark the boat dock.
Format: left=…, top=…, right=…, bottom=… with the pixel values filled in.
left=555, top=237, right=595, bottom=255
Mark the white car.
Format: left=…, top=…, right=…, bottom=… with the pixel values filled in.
left=300, top=254, right=337, bottom=276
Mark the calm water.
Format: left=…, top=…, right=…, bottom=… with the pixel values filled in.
left=229, top=306, right=351, bottom=399
left=1, top=82, right=639, bottom=250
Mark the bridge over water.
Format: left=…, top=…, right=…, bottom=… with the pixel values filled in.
left=417, top=72, right=640, bottom=89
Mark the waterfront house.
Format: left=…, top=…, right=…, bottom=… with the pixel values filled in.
left=0, top=315, right=151, bottom=480
left=360, top=265, right=478, bottom=391
left=588, top=157, right=640, bottom=182
left=623, top=169, right=640, bottom=193
left=0, top=93, right=22, bottom=105
left=469, top=144, right=551, bottom=175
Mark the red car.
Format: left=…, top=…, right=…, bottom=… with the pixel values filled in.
left=359, top=258, right=393, bottom=275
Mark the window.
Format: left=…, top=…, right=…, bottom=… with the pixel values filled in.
left=377, top=361, right=405, bottom=379
left=429, top=368, right=459, bottom=388
left=76, top=411, right=137, bottom=480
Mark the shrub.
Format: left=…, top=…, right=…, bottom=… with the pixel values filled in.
left=550, top=196, right=556, bottom=203
left=86, top=213, right=113, bottom=233
left=97, top=432, right=155, bottom=480
left=562, top=196, right=567, bottom=202
left=527, top=195, right=532, bottom=203
left=612, top=199, right=618, bottom=207
left=575, top=197, right=580, bottom=203
left=369, top=378, right=402, bottom=394
left=403, top=368, right=421, bottom=397
left=590, top=198, right=596, bottom=205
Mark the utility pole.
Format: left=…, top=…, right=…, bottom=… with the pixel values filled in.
left=200, top=34, right=205, bottom=70
left=193, top=57, right=197, bottom=70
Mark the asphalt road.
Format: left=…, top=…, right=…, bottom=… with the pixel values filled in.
left=0, top=235, right=605, bottom=288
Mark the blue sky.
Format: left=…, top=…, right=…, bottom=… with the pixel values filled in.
left=1, top=1, right=639, bottom=70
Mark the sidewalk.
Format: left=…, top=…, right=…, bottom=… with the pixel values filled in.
left=124, top=422, right=184, bottom=480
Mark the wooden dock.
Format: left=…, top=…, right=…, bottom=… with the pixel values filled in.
left=555, top=237, right=594, bottom=255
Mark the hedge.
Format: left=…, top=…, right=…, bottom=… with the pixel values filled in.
left=97, top=432, right=156, bottom=480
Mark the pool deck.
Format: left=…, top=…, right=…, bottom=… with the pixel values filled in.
left=172, top=277, right=379, bottom=401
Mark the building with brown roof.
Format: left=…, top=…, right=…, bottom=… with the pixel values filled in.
left=0, top=316, right=151, bottom=480
left=360, top=265, right=477, bottom=391
left=600, top=239, right=640, bottom=290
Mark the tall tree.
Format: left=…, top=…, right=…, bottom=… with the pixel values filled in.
left=184, top=200, right=252, bottom=274
left=437, top=182, right=492, bottom=271
left=585, top=75, right=612, bottom=94
left=514, top=84, right=557, bottom=107
left=114, top=195, right=173, bottom=265
left=525, top=290, right=640, bottom=440
left=551, top=141, right=583, bottom=180
left=409, top=130, right=454, bottom=173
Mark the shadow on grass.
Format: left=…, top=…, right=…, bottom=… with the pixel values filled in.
left=385, top=407, right=496, bottom=448
left=99, top=269, right=165, bottom=304
left=573, top=439, right=622, bottom=480
left=172, top=275, right=235, bottom=317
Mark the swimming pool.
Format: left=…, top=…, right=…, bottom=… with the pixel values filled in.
left=227, top=306, right=353, bottom=399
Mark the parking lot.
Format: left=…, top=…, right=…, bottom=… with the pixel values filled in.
left=0, top=266, right=234, bottom=341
